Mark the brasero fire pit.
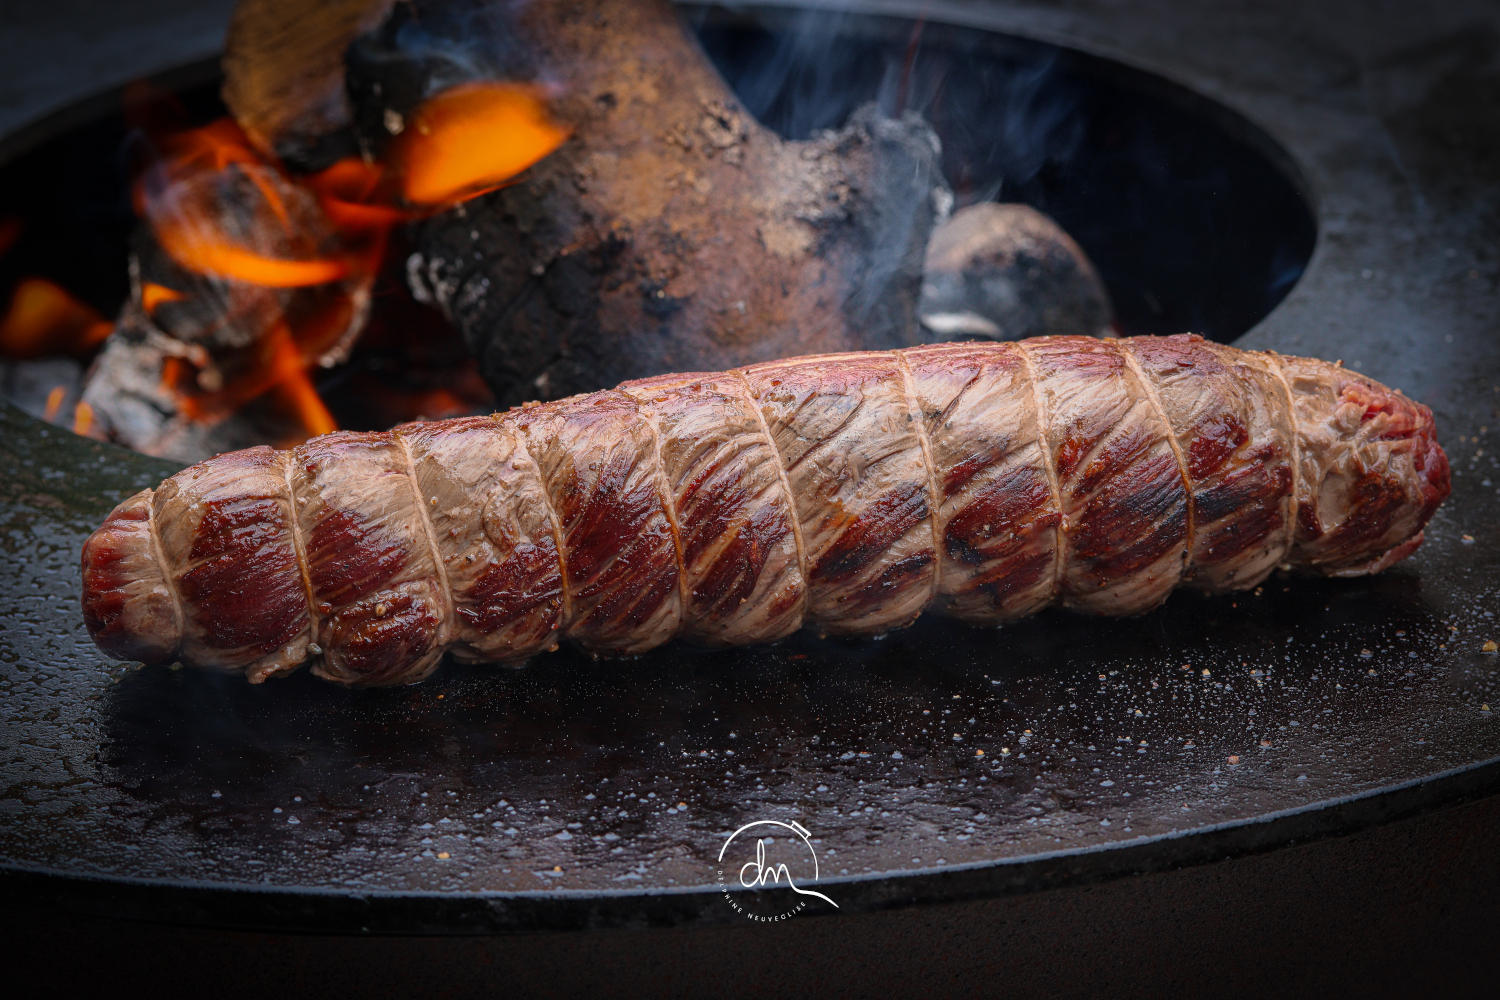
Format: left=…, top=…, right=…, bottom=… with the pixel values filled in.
left=2, top=1, right=1498, bottom=995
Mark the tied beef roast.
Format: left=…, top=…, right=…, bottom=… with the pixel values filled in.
left=81, top=335, right=1450, bottom=686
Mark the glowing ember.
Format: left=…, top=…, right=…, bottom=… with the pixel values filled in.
left=160, top=356, right=192, bottom=395
left=42, top=385, right=65, bottom=422
left=392, top=82, right=570, bottom=206
left=0, top=278, right=112, bottom=358
left=35, top=385, right=96, bottom=439
left=72, top=400, right=95, bottom=437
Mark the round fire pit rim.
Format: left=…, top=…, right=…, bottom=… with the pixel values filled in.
left=5, top=752, right=1497, bottom=935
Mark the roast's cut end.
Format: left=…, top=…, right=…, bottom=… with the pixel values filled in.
left=1282, top=355, right=1451, bottom=577
left=80, top=489, right=182, bottom=665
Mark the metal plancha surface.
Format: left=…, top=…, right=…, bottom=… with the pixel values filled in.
left=2, top=2, right=1499, bottom=933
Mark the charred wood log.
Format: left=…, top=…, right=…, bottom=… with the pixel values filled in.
left=382, top=0, right=951, bottom=402
left=920, top=203, right=1112, bottom=341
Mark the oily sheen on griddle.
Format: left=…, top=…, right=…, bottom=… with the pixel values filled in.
left=81, top=335, right=1450, bottom=686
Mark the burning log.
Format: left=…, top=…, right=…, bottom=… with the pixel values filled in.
left=371, top=0, right=952, bottom=402
left=72, top=78, right=558, bottom=460
left=78, top=122, right=375, bottom=459
left=334, top=0, right=1112, bottom=400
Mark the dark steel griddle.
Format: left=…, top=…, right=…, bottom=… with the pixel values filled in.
left=1, top=0, right=1498, bottom=994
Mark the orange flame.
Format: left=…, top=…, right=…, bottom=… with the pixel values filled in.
left=168, top=318, right=338, bottom=437
left=141, top=282, right=186, bottom=314
left=156, top=119, right=263, bottom=173
left=142, top=178, right=349, bottom=287
left=306, top=158, right=407, bottom=229
left=43, top=385, right=66, bottom=422
left=137, top=119, right=351, bottom=288
left=134, top=81, right=567, bottom=294
left=268, top=327, right=337, bottom=438
left=392, top=82, right=570, bottom=206
left=160, top=355, right=196, bottom=396
left=151, top=220, right=349, bottom=287
left=0, top=278, right=112, bottom=358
